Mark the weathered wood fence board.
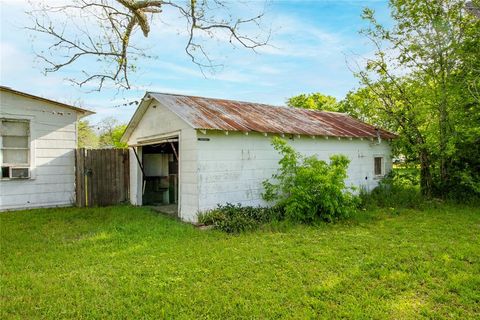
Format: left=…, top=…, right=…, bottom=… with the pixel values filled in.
left=75, top=148, right=129, bottom=207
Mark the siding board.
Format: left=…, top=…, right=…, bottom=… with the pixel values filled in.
left=196, top=131, right=392, bottom=214
left=1, top=91, right=81, bottom=210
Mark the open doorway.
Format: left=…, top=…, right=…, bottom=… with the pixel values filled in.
left=142, top=140, right=179, bottom=216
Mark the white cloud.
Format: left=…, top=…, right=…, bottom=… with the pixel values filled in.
left=251, top=13, right=349, bottom=59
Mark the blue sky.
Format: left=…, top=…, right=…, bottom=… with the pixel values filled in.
left=0, top=0, right=391, bottom=124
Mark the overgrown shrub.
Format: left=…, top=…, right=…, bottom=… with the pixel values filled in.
left=262, top=137, right=358, bottom=223
left=197, top=203, right=283, bottom=233
left=360, top=168, right=424, bottom=209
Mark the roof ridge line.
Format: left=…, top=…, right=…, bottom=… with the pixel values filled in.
left=147, top=91, right=347, bottom=115
left=147, top=91, right=286, bottom=109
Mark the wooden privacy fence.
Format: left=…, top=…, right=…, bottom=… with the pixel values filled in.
left=75, top=148, right=130, bottom=207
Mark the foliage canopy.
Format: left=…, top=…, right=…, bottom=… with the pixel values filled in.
left=287, top=93, right=339, bottom=112
left=300, top=0, right=480, bottom=199
left=77, top=118, right=127, bottom=148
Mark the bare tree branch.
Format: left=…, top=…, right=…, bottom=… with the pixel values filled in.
left=26, top=0, right=270, bottom=90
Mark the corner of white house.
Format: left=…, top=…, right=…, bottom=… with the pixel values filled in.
left=0, top=90, right=81, bottom=210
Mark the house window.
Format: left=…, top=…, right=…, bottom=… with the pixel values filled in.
left=374, top=157, right=383, bottom=176
left=0, top=119, right=30, bottom=179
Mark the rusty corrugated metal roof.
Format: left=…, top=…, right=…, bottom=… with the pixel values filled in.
left=147, top=92, right=396, bottom=139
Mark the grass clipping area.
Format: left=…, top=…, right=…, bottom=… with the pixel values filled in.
left=1, top=205, right=479, bottom=319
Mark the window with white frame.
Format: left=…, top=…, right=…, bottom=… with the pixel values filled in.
left=0, top=119, right=31, bottom=179
left=374, top=156, right=384, bottom=176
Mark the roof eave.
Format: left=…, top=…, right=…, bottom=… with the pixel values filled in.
left=0, top=86, right=95, bottom=115
left=120, top=93, right=154, bottom=144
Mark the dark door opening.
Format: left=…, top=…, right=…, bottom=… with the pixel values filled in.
left=142, top=141, right=178, bottom=215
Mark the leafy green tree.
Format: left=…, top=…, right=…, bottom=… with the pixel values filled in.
left=98, top=117, right=128, bottom=148
left=287, top=93, right=339, bottom=111
left=338, top=86, right=395, bottom=127
left=77, top=120, right=99, bottom=148
left=350, top=0, right=480, bottom=197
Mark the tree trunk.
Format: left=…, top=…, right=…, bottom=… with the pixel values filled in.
left=439, top=100, right=448, bottom=194
left=438, top=51, right=451, bottom=197
left=419, top=148, right=433, bottom=197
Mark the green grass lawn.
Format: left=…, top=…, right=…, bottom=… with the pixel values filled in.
left=1, top=205, right=479, bottom=319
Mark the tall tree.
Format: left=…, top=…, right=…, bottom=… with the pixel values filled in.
left=27, top=0, right=270, bottom=89
left=350, top=0, right=480, bottom=197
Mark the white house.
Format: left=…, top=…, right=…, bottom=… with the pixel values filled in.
left=122, top=92, right=396, bottom=222
left=0, top=86, right=93, bottom=210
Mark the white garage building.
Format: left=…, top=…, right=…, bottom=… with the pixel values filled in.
left=0, top=86, right=93, bottom=210
left=122, top=92, right=396, bottom=222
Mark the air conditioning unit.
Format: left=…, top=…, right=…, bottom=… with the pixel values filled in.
left=8, top=167, right=30, bottom=179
